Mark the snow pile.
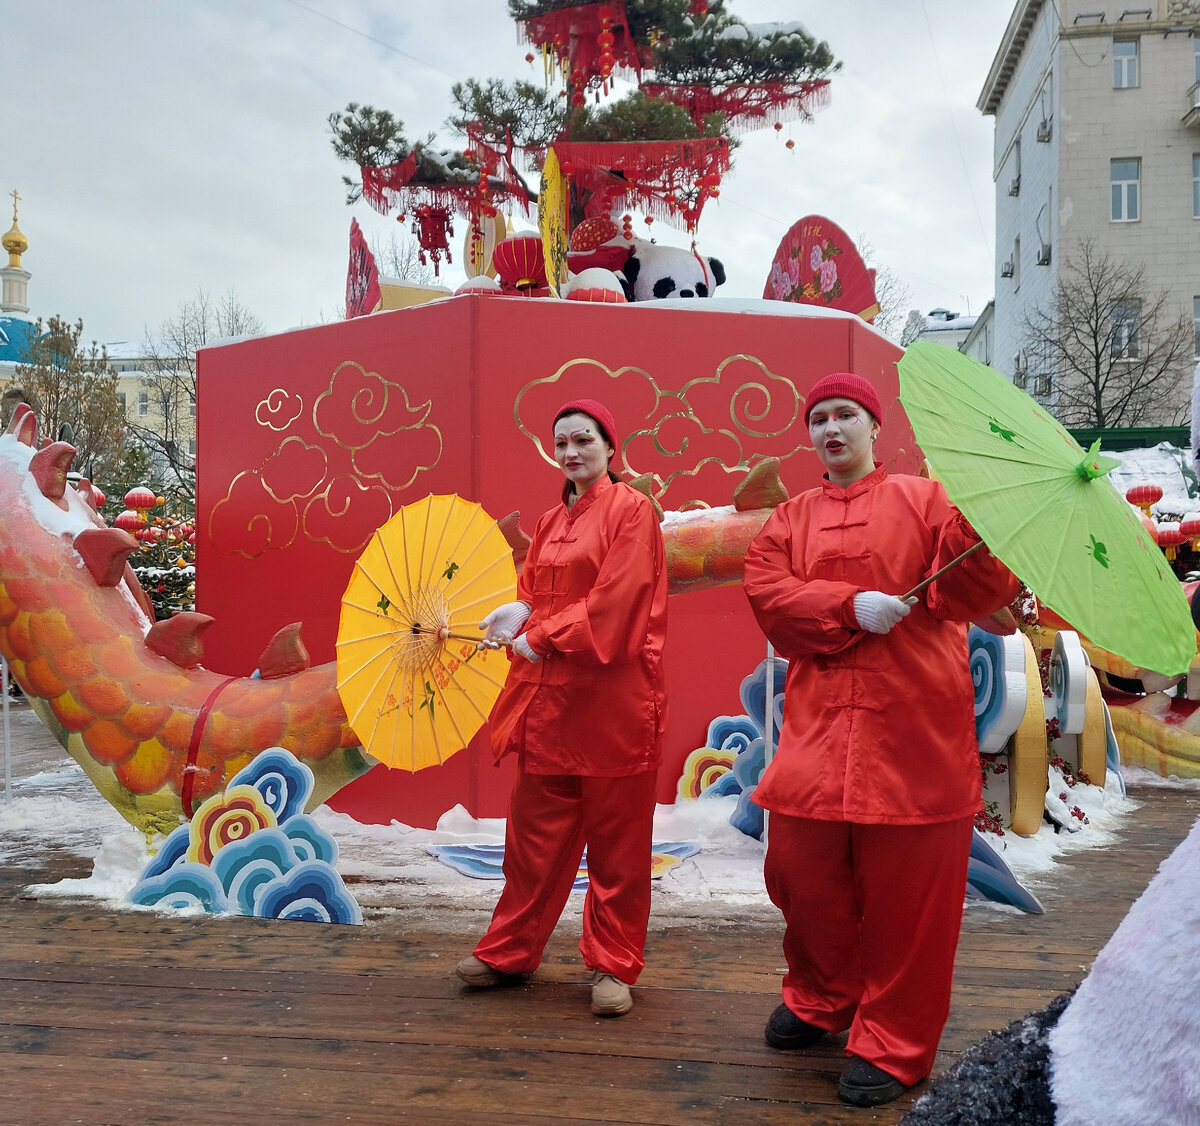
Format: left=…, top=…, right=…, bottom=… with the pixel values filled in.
left=1049, top=811, right=1200, bottom=1125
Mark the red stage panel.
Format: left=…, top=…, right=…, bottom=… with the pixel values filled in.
left=196, top=297, right=908, bottom=827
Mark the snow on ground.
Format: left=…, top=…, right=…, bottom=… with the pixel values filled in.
left=0, top=749, right=1184, bottom=928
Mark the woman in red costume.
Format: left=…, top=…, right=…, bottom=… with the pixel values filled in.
left=455, top=399, right=668, bottom=1017
left=743, top=373, right=1019, bottom=1107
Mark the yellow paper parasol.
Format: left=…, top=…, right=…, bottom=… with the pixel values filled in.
left=336, top=495, right=517, bottom=770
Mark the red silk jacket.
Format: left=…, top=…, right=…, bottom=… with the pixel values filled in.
left=489, top=475, right=668, bottom=776
left=743, top=465, right=1020, bottom=825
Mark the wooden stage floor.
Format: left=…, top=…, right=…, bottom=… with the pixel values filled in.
left=1, top=699, right=1197, bottom=1125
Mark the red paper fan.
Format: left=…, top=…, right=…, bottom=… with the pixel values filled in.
left=763, top=215, right=879, bottom=323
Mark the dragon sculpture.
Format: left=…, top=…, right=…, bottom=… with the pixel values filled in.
left=0, top=406, right=789, bottom=834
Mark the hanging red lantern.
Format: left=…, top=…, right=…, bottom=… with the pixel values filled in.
left=1157, top=522, right=1186, bottom=561
left=412, top=204, right=454, bottom=275
left=1126, top=482, right=1163, bottom=515
left=124, top=486, right=158, bottom=510
left=492, top=233, right=548, bottom=291
left=785, top=139, right=796, bottom=150
left=1180, top=513, right=1200, bottom=547
left=622, top=213, right=633, bottom=240
left=114, top=508, right=145, bottom=533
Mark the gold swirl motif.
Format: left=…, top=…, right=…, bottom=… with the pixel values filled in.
left=514, top=354, right=811, bottom=505
left=255, top=389, right=304, bottom=432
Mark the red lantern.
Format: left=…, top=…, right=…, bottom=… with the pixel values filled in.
left=124, top=486, right=158, bottom=510
left=412, top=204, right=454, bottom=275
left=492, top=233, right=548, bottom=291
left=114, top=508, right=145, bottom=533
left=1125, top=482, right=1163, bottom=515
left=1157, top=521, right=1186, bottom=561
left=1180, top=513, right=1200, bottom=546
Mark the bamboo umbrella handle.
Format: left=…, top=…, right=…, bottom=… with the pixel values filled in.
left=902, top=540, right=987, bottom=600
left=411, top=624, right=509, bottom=646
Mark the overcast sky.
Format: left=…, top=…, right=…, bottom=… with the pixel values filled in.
left=5, top=1, right=1015, bottom=351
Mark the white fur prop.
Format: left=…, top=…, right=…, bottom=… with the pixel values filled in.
left=1048, top=812, right=1200, bottom=1124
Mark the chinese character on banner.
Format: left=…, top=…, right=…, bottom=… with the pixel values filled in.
left=346, top=218, right=381, bottom=319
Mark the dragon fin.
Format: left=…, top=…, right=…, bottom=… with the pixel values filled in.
left=76, top=478, right=103, bottom=513
left=257, top=622, right=310, bottom=679
left=734, top=457, right=788, bottom=512
left=29, top=441, right=77, bottom=505
left=73, top=527, right=138, bottom=587
left=146, top=612, right=214, bottom=669
left=627, top=474, right=664, bottom=521
left=6, top=403, right=38, bottom=447
left=497, top=511, right=531, bottom=571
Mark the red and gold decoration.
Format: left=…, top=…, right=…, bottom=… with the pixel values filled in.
left=764, top=215, right=880, bottom=323
left=492, top=232, right=549, bottom=292
left=359, top=123, right=527, bottom=276
left=554, top=137, right=731, bottom=233
left=346, top=217, right=382, bottom=318
left=640, top=78, right=831, bottom=136
left=518, top=2, right=644, bottom=104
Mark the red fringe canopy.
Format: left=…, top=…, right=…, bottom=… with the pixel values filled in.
left=552, top=137, right=731, bottom=233
left=518, top=2, right=646, bottom=101
left=639, top=79, right=832, bottom=135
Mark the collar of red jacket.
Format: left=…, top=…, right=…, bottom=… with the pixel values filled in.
left=820, top=461, right=887, bottom=498
left=560, top=472, right=615, bottom=515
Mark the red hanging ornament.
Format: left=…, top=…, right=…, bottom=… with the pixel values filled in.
left=785, top=139, right=795, bottom=150
left=412, top=204, right=454, bottom=275
left=622, top=213, right=633, bottom=240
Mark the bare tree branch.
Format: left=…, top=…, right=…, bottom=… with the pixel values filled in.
left=1022, top=238, right=1192, bottom=428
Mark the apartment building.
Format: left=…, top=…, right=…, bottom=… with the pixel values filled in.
left=978, top=0, right=1200, bottom=422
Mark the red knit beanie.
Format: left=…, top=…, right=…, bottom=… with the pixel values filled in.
left=803, top=373, right=883, bottom=425
left=555, top=399, right=619, bottom=461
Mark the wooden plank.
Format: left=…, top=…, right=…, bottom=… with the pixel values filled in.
left=0, top=779, right=1193, bottom=1125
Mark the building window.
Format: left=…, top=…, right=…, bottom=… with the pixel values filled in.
left=1113, top=39, right=1139, bottom=88
left=1110, top=158, right=1140, bottom=221
left=117, top=391, right=126, bottom=411
left=1033, top=372, right=1052, bottom=398
left=1193, top=157, right=1200, bottom=219
left=1193, top=296, right=1200, bottom=356
left=188, top=438, right=196, bottom=456
left=1110, top=299, right=1141, bottom=359
left=1194, top=39, right=1200, bottom=83
left=1012, top=236, right=1020, bottom=290
left=189, top=392, right=196, bottom=417
left=137, top=391, right=149, bottom=416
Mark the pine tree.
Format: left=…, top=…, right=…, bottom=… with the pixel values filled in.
left=329, top=2, right=838, bottom=265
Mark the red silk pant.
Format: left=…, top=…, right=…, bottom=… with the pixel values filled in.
left=473, top=765, right=658, bottom=984
left=763, top=813, right=974, bottom=1086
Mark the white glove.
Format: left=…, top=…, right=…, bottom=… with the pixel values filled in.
left=853, top=591, right=913, bottom=634
left=512, top=633, right=542, bottom=663
left=478, top=601, right=531, bottom=649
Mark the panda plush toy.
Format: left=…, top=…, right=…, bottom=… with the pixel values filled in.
left=623, top=241, right=726, bottom=302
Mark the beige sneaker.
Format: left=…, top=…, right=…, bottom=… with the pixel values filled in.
left=591, top=971, right=633, bottom=1016
left=455, top=954, right=502, bottom=987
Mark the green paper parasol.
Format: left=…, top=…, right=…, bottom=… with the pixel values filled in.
left=897, top=342, right=1194, bottom=677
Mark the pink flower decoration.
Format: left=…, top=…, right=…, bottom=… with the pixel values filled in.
left=809, top=244, right=823, bottom=272
left=819, top=259, right=838, bottom=293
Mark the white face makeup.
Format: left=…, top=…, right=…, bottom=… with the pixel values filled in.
left=553, top=412, right=614, bottom=494
left=807, top=397, right=880, bottom=486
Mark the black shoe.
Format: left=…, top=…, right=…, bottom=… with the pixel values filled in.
left=838, top=1056, right=908, bottom=1107
left=764, top=1003, right=828, bottom=1050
